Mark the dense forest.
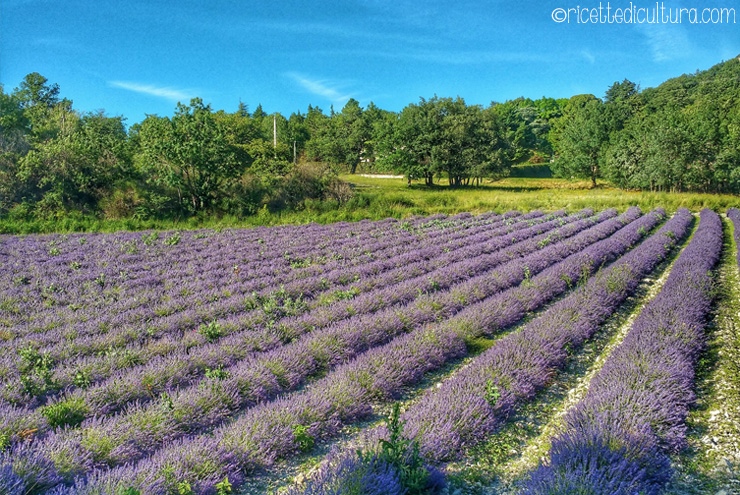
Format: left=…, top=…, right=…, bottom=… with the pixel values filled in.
left=0, top=57, right=738, bottom=221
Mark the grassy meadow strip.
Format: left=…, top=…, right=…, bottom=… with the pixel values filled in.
left=2, top=176, right=739, bottom=235
left=523, top=209, right=723, bottom=494
left=38, top=208, right=668, bottom=494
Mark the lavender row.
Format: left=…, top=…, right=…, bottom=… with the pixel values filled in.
left=0, top=209, right=613, bottom=463
left=0, top=219, right=405, bottom=320
left=263, top=209, right=597, bottom=345
left=35, top=208, right=666, bottom=493
left=392, top=208, right=693, bottom=464
left=13, top=209, right=622, bottom=470
left=523, top=209, right=722, bottom=495
left=0, top=211, right=562, bottom=406
left=1, top=212, right=504, bottom=347
left=1, top=211, right=510, bottom=349
left=0, top=211, right=529, bottom=385
left=284, top=208, right=694, bottom=495
left=4, top=210, right=525, bottom=351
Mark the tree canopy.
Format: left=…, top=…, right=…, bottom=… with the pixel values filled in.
left=1, top=56, right=739, bottom=221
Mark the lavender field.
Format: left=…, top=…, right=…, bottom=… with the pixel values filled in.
left=1, top=208, right=738, bottom=495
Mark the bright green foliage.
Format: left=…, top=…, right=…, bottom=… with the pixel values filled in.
left=484, top=379, right=501, bottom=408
left=308, top=98, right=371, bottom=174
left=205, top=366, right=229, bottom=380
left=198, top=321, right=223, bottom=342
left=18, top=344, right=57, bottom=396
left=40, top=396, right=89, bottom=429
left=135, top=98, right=241, bottom=213
left=368, top=402, right=434, bottom=494
left=292, top=424, right=315, bottom=452
left=17, top=109, right=130, bottom=215
left=603, top=58, right=740, bottom=193
left=378, top=96, right=511, bottom=186
left=215, top=477, right=232, bottom=495
left=490, top=96, right=559, bottom=164
left=550, top=95, right=608, bottom=187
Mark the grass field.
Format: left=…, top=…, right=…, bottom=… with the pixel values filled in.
left=343, top=175, right=740, bottom=215
left=2, top=176, right=738, bottom=234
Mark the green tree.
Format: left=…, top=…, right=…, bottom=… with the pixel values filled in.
left=603, top=79, right=641, bottom=135
left=378, top=96, right=510, bottom=186
left=17, top=110, right=130, bottom=214
left=377, top=96, right=443, bottom=186
left=551, top=95, right=608, bottom=187
left=135, top=98, right=240, bottom=213
left=435, top=100, right=509, bottom=186
left=0, top=85, right=30, bottom=212
left=13, top=72, right=75, bottom=144
left=14, top=72, right=60, bottom=109
left=303, top=105, right=330, bottom=162
left=286, top=110, right=310, bottom=164
left=335, top=98, right=371, bottom=174
left=307, top=98, right=370, bottom=173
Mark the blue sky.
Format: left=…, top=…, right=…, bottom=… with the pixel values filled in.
left=1, top=0, right=737, bottom=123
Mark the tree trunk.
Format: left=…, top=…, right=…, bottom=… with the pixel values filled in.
left=591, top=163, right=597, bottom=188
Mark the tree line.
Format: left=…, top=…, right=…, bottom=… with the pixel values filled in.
left=552, top=57, right=740, bottom=192
left=0, top=57, right=738, bottom=221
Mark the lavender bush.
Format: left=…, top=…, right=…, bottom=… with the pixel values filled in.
left=55, top=208, right=669, bottom=493
left=523, top=208, right=722, bottom=494
left=4, top=207, right=727, bottom=495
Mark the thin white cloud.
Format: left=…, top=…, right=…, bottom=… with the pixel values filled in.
left=581, top=50, right=596, bottom=64
left=640, top=25, right=693, bottom=62
left=108, top=81, right=196, bottom=102
left=286, top=73, right=355, bottom=106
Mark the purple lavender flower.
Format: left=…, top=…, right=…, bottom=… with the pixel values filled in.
left=522, top=209, right=722, bottom=494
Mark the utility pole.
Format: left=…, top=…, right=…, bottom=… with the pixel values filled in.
left=273, top=114, right=277, bottom=159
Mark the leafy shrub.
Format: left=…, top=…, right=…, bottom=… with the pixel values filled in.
left=292, top=424, right=315, bottom=453
left=198, top=321, right=223, bottom=342
left=215, top=477, right=232, bottom=495
left=41, top=397, right=89, bottom=429
left=164, top=232, right=181, bottom=246
left=18, top=345, right=57, bottom=397
left=141, top=231, right=159, bottom=246
left=372, top=403, right=442, bottom=495
left=205, top=366, right=229, bottom=380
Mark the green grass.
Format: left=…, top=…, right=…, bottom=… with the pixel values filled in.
left=346, top=175, right=740, bottom=215
left=2, top=177, right=739, bottom=234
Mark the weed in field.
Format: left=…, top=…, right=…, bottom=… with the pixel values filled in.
left=198, top=321, right=223, bottom=342
left=41, top=397, right=89, bottom=429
